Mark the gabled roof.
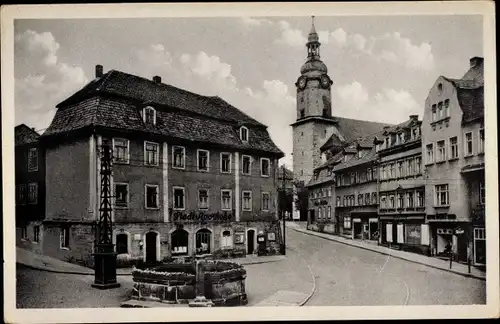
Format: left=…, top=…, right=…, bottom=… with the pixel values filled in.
left=332, top=147, right=377, bottom=172
left=56, top=70, right=264, bottom=127
left=15, top=124, right=40, bottom=146
left=442, top=57, right=484, bottom=124
left=320, top=117, right=394, bottom=151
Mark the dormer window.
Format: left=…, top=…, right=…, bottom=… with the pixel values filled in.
left=240, top=126, right=249, bottom=142
left=358, top=150, right=363, bottom=159
left=143, top=106, right=156, bottom=125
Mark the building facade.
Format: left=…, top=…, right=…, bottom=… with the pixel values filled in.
left=421, top=57, right=485, bottom=266
left=291, top=17, right=391, bottom=221
left=38, top=66, right=284, bottom=266
left=377, top=116, right=429, bottom=255
left=15, top=124, right=46, bottom=254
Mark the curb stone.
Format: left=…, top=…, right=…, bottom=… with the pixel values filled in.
left=292, top=228, right=486, bottom=281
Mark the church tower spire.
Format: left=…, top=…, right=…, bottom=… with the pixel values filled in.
left=307, top=16, right=321, bottom=59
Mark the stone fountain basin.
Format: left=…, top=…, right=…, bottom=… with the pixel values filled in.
left=131, top=260, right=248, bottom=306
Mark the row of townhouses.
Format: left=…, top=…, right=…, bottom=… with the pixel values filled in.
left=15, top=65, right=285, bottom=265
left=303, top=57, right=485, bottom=266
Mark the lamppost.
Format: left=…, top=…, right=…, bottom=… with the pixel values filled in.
left=91, top=139, right=120, bottom=289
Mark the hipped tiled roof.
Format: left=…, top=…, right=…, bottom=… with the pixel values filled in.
left=57, top=70, right=264, bottom=127
left=43, top=97, right=283, bottom=155
left=332, top=148, right=378, bottom=172
left=42, top=70, right=283, bottom=156
left=15, top=124, right=40, bottom=146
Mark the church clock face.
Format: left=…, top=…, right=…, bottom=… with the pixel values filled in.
left=320, top=75, right=330, bottom=88
left=298, top=77, right=307, bottom=90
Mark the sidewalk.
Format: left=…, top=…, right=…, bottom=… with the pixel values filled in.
left=288, top=225, right=486, bottom=281
left=16, top=247, right=286, bottom=276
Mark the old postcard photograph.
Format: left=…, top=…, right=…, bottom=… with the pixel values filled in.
left=2, top=1, right=498, bottom=323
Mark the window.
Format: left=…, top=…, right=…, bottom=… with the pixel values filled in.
left=242, top=155, right=251, bottom=175
left=431, top=105, right=437, bottom=121
left=357, top=194, right=363, bottom=206
left=380, top=196, right=387, bottom=209
left=33, top=226, right=40, bottom=243
left=173, top=187, right=185, bottom=210
left=300, top=109, right=305, bottom=118
left=390, top=164, right=396, bottom=179
left=262, top=192, right=270, bottom=211
left=437, top=83, right=443, bottom=94
left=372, top=192, right=377, bottom=205
left=407, top=159, right=414, bottom=176
left=343, top=216, right=351, bottom=229
left=478, top=128, right=484, bottom=153
left=358, top=150, right=363, bottom=159
left=350, top=172, right=355, bottom=184
left=415, top=157, right=421, bottom=174
left=343, top=196, right=347, bottom=206
left=221, top=153, right=232, bottom=173
left=171, top=229, right=189, bottom=255
left=116, top=233, right=128, bottom=254
left=197, top=149, right=209, bottom=172
left=28, top=148, right=38, bottom=172
left=479, top=181, right=485, bottom=205
left=143, top=106, right=156, bottom=125
left=327, top=187, right=332, bottom=197
left=397, top=194, right=404, bottom=209
left=398, top=162, right=404, bottom=178
left=407, top=192, right=414, bottom=208
left=16, top=184, right=26, bottom=205
left=367, top=168, right=372, bottom=181
left=21, top=226, right=28, bottom=239
left=438, top=102, right=443, bottom=119
left=365, top=193, right=370, bottom=205
left=242, top=191, right=252, bottom=211
left=113, top=138, right=129, bottom=164
left=437, top=140, right=446, bottom=162
left=412, top=127, right=419, bottom=139
left=60, top=227, right=70, bottom=249
left=318, top=208, right=322, bottom=219
left=414, top=191, right=423, bottom=207
left=115, top=183, right=129, bottom=208
left=327, top=206, right=331, bottom=219
left=221, top=230, right=233, bottom=249
left=464, top=132, right=473, bottom=156
left=221, top=190, right=232, bottom=210
left=240, top=126, right=249, bottom=142
left=144, top=142, right=159, bottom=166
left=260, top=158, right=270, bottom=177
left=145, top=185, right=159, bottom=209
left=198, top=189, right=209, bottom=209
left=27, top=182, right=38, bottom=205
left=389, top=195, right=395, bottom=208
left=435, top=184, right=449, bottom=206
left=449, top=137, right=458, bottom=159
left=336, top=196, right=341, bottom=207
left=444, top=99, right=450, bottom=117
left=426, top=144, right=434, bottom=164
left=172, top=146, right=186, bottom=169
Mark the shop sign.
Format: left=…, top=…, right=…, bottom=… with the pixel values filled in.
left=172, top=211, right=234, bottom=223
left=454, top=227, right=465, bottom=235
left=267, top=232, right=276, bottom=241
left=234, top=232, right=245, bottom=244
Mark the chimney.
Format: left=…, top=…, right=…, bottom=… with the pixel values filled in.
left=153, top=75, right=162, bottom=84
left=470, top=57, right=484, bottom=68
left=95, top=64, right=104, bottom=78
left=410, top=114, right=418, bottom=121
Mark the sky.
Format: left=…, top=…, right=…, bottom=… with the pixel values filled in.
left=14, top=15, right=483, bottom=168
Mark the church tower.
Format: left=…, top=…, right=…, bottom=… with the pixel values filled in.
left=291, top=16, right=337, bottom=187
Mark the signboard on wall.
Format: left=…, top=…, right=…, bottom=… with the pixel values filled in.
left=420, top=224, right=430, bottom=246
left=172, top=211, right=235, bottom=223
left=397, top=224, right=404, bottom=244
left=405, top=224, right=421, bottom=246
left=386, top=224, right=393, bottom=243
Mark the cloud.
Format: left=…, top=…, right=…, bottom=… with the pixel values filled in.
left=336, top=81, right=420, bottom=124
left=14, top=30, right=88, bottom=132
left=136, top=44, right=173, bottom=68
left=368, top=32, right=434, bottom=70
left=331, top=28, right=347, bottom=47
left=241, top=17, right=272, bottom=26
left=275, top=21, right=307, bottom=48
left=180, top=51, right=237, bottom=89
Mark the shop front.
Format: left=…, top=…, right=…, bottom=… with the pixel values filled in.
left=351, top=213, right=378, bottom=241
left=379, top=215, right=429, bottom=255
left=428, top=220, right=471, bottom=263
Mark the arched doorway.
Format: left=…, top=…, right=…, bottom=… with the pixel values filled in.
left=195, top=228, right=212, bottom=255
left=145, top=231, right=158, bottom=263
left=171, top=229, right=189, bottom=256
left=247, top=229, right=255, bottom=254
